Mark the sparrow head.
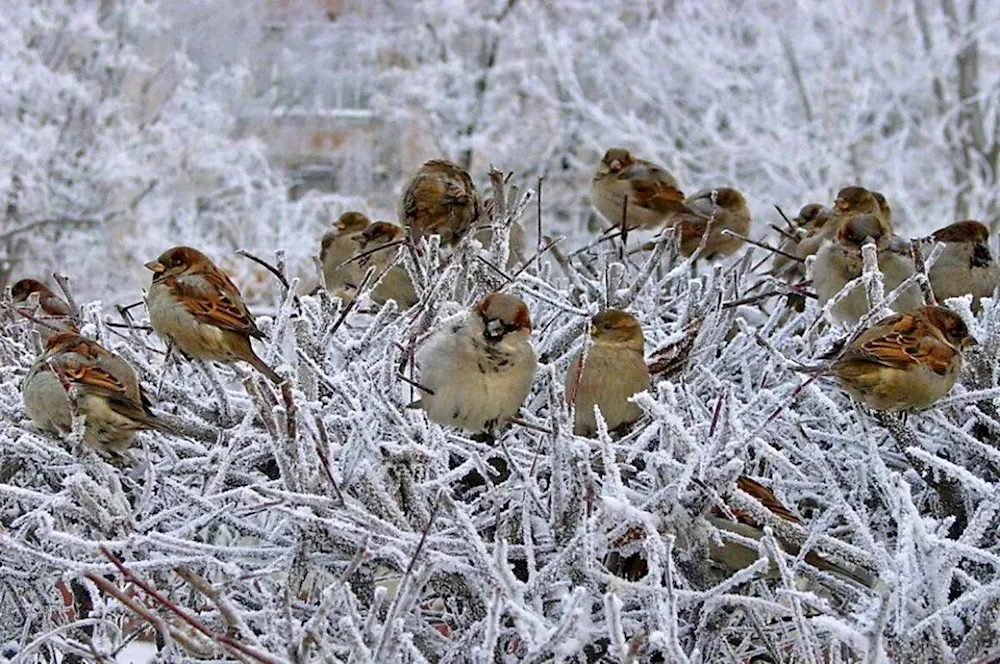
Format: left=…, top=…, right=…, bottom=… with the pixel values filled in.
left=335, top=211, right=371, bottom=233
left=932, top=220, right=990, bottom=244
left=838, top=214, right=888, bottom=250
left=796, top=203, right=825, bottom=226
left=11, top=279, right=56, bottom=303
left=705, top=187, right=746, bottom=210
left=921, top=305, right=977, bottom=350
left=599, top=148, right=635, bottom=176
left=357, top=221, right=405, bottom=248
left=834, top=186, right=879, bottom=216
left=871, top=191, right=891, bottom=219
left=145, top=246, right=211, bottom=277
left=590, top=309, right=644, bottom=349
left=473, top=292, right=531, bottom=342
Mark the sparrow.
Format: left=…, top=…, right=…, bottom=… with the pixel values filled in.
left=927, top=220, right=999, bottom=309
left=400, top=160, right=480, bottom=246
left=794, top=203, right=829, bottom=231
left=416, top=292, right=536, bottom=432
left=11, top=279, right=78, bottom=339
left=826, top=305, right=975, bottom=411
left=813, top=213, right=921, bottom=324
left=707, top=476, right=877, bottom=587
left=566, top=309, right=650, bottom=437
left=590, top=148, right=690, bottom=230
left=22, top=332, right=170, bottom=452
left=355, top=222, right=418, bottom=309
left=320, top=211, right=370, bottom=293
left=145, top=246, right=282, bottom=384
left=668, top=187, right=752, bottom=258
left=795, top=187, right=890, bottom=266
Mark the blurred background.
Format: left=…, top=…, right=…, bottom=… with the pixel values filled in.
left=2, top=0, right=998, bottom=304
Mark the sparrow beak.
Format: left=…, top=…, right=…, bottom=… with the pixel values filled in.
left=144, top=261, right=164, bottom=273
left=484, top=319, right=505, bottom=341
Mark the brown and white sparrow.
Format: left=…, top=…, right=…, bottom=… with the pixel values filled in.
left=927, top=220, right=999, bottom=309
left=22, top=332, right=170, bottom=452
left=668, top=187, right=752, bottom=258
left=145, top=246, right=282, bottom=384
left=826, top=305, right=975, bottom=411
left=416, top=292, right=536, bottom=432
left=320, top=211, right=370, bottom=293
left=401, top=160, right=480, bottom=246
left=813, top=213, right=920, bottom=324
left=11, top=278, right=77, bottom=339
left=795, top=187, right=890, bottom=267
left=707, top=476, right=877, bottom=587
left=566, top=309, right=649, bottom=437
left=354, top=222, right=418, bottom=309
left=590, top=148, right=690, bottom=230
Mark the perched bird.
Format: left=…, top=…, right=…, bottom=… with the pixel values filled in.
left=590, top=148, right=690, bottom=230
left=566, top=309, right=650, bottom=437
left=355, top=222, right=418, bottom=309
left=145, top=246, right=282, bottom=384
left=11, top=279, right=77, bottom=339
left=668, top=187, right=752, bottom=258
left=927, top=220, right=999, bottom=309
left=813, top=214, right=920, bottom=324
left=832, top=186, right=889, bottom=225
left=707, top=476, right=877, bottom=587
left=794, top=186, right=890, bottom=268
left=320, top=211, right=370, bottom=293
left=416, top=292, right=536, bottom=432
left=22, top=332, right=170, bottom=452
left=827, top=305, right=975, bottom=411
left=794, top=203, right=829, bottom=231
left=401, top=160, right=480, bottom=246
left=771, top=203, right=830, bottom=279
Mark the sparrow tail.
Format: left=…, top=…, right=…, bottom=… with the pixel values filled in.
left=247, top=351, right=283, bottom=384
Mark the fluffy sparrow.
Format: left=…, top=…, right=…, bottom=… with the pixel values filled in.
left=22, top=332, right=170, bottom=452
left=416, top=292, right=536, bottom=432
left=320, top=211, right=370, bottom=293
left=827, top=305, right=975, bottom=411
left=927, top=220, right=998, bottom=309
left=590, top=148, right=691, bottom=230
left=668, top=187, right=752, bottom=258
left=354, top=222, right=418, bottom=309
left=707, top=476, right=876, bottom=587
left=401, top=160, right=480, bottom=246
left=11, top=278, right=77, bottom=339
left=813, top=213, right=921, bottom=324
left=566, top=309, right=649, bottom=437
left=145, top=246, right=282, bottom=384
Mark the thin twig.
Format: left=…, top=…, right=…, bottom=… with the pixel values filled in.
left=236, top=249, right=290, bottom=291
left=721, top=230, right=804, bottom=262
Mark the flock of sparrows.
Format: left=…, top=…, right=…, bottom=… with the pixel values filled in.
left=6, top=149, right=996, bottom=588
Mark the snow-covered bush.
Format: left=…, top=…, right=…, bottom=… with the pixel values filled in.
left=3, top=171, right=1000, bottom=662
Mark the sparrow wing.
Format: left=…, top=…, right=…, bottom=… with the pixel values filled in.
left=734, top=476, right=801, bottom=524
left=54, top=354, right=153, bottom=422
left=171, top=277, right=264, bottom=339
left=842, top=313, right=955, bottom=375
